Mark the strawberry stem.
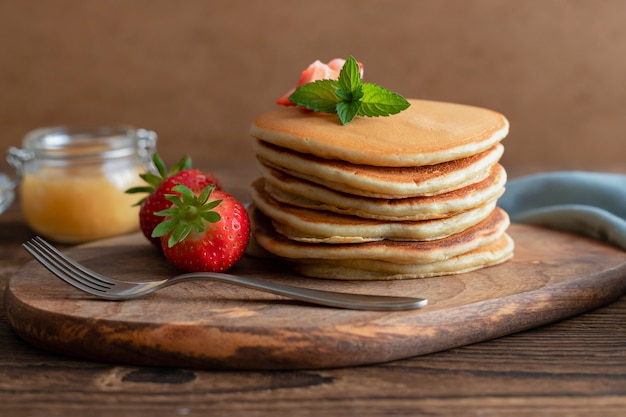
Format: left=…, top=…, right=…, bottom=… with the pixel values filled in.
left=152, top=184, right=222, bottom=248
left=125, top=153, right=193, bottom=205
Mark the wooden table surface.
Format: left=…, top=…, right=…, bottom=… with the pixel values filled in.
left=1, top=168, right=626, bottom=417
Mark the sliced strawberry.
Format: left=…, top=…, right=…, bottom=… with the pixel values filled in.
left=276, top=58, right=364, bottom=106
left=126, top=154, right=221, bottom=247
left=152, top=184, right=250, bottom=272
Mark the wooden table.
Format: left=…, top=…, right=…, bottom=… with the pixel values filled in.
left=1, top=170, right=626, bottom=417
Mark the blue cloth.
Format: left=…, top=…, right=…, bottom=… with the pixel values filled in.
left=499, top=171, right=626, bottom=251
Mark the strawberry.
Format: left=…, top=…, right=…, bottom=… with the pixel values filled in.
left=152, top=184, right=250, bottom=272
left=126, top=154, right=221, bottom=247
left=276, top=58, right=364, bottom=106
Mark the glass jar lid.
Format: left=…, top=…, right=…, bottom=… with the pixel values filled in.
left=20, top=125, right=155, bottom=161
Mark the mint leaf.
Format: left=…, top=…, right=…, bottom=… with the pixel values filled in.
left=337, top=56, right=362, bottom=97
left=288, top=79, right=340, bottom=113
left=287, top=55, right=410, bottom=125
left=336, top=100, right=362, bottom=125
left=358, top=84, right=411, bottom=117
left=335, top=84, right=363, bottom=102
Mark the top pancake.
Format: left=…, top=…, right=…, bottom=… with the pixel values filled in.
left=250, top=99, right=509, bottom=167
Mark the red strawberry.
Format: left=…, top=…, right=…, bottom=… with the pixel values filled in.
left=126, top=154, right=221, bottom=247
left=152, top=184, right=250, bottom=272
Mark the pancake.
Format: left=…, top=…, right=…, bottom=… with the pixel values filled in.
left=249, top=99, right=509, bottom=167
left=250, top=205, right=510, bottom=265
left=261, top=163, right=507, bottom=221
left=248, top=97, right=514, bottom=280
left=290, top=233, right=514, bottom=280
left=254, top=140, right=504, bottom=198
left=249, top=178, right=497, bottom=243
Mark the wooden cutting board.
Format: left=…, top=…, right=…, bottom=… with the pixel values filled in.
left=5, top=224, right=626, bottom=370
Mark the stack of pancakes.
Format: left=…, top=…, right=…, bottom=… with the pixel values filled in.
left=248, top=99, right=514, bottom=280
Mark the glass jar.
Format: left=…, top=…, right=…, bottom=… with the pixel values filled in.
left=6, top=125, right=157, bottom=243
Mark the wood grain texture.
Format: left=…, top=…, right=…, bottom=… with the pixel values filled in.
left=2, top=201, right=626, bottom=416
left=2, top=1, right=626, bottom=176
left=5, top=224, right=626, bottom=370
left=2, top=300, right=626, bottom=417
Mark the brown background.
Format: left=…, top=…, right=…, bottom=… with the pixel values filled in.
left=1, top=0, right=624, bottom=198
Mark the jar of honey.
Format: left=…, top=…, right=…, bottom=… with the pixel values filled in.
left=6, top=125, right=157, bottom=243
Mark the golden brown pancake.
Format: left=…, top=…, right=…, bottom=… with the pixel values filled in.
left=254, top=140, right=504, bottom=198
left=250, top=99, right=509, bottom=167
left=249, top=205, right=510, bottom=265
left=291, top=234, right=514, bottom=280
left=261, top=163, right=507, bottom=221
left=248, top=98, right=513, bottom=280
left=249, top=178, right=497, bottom=243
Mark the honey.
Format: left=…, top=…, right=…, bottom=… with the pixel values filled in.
left=7, top=126, right=157, bottom=243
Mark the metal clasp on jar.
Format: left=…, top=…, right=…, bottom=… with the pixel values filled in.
left=6, top=146, right=34, bottom=182
left=135, top=128, right=158, bottom=167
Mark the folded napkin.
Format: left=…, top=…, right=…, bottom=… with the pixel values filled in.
left=499, top=171, right=626, bottom=251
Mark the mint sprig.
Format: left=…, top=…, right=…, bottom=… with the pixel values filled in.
left=288, top=56, right=410, bottom=125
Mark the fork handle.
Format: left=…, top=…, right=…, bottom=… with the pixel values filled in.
left=169, top=272, right=427, bottom=311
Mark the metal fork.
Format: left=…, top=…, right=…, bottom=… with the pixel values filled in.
left=23, top=236, right=427, bottom=311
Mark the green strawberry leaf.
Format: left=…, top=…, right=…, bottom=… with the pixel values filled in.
left=201, top=211, right=221, bottom=223
left=125, top=153, right=193, bottom=205
left=170, top=223, right=192, bottom=247
left=152, top=184, right=223, bottom=248
left=152, top=217, right=177, bottom=236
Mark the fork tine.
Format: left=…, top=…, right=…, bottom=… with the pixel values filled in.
left=28, top=239, right=107, bottom=289
left=23, top=240, right=109, bottom=295
left=24, top=237, right=113, bottom=293
left=32, top=236, right=116, bottom=286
